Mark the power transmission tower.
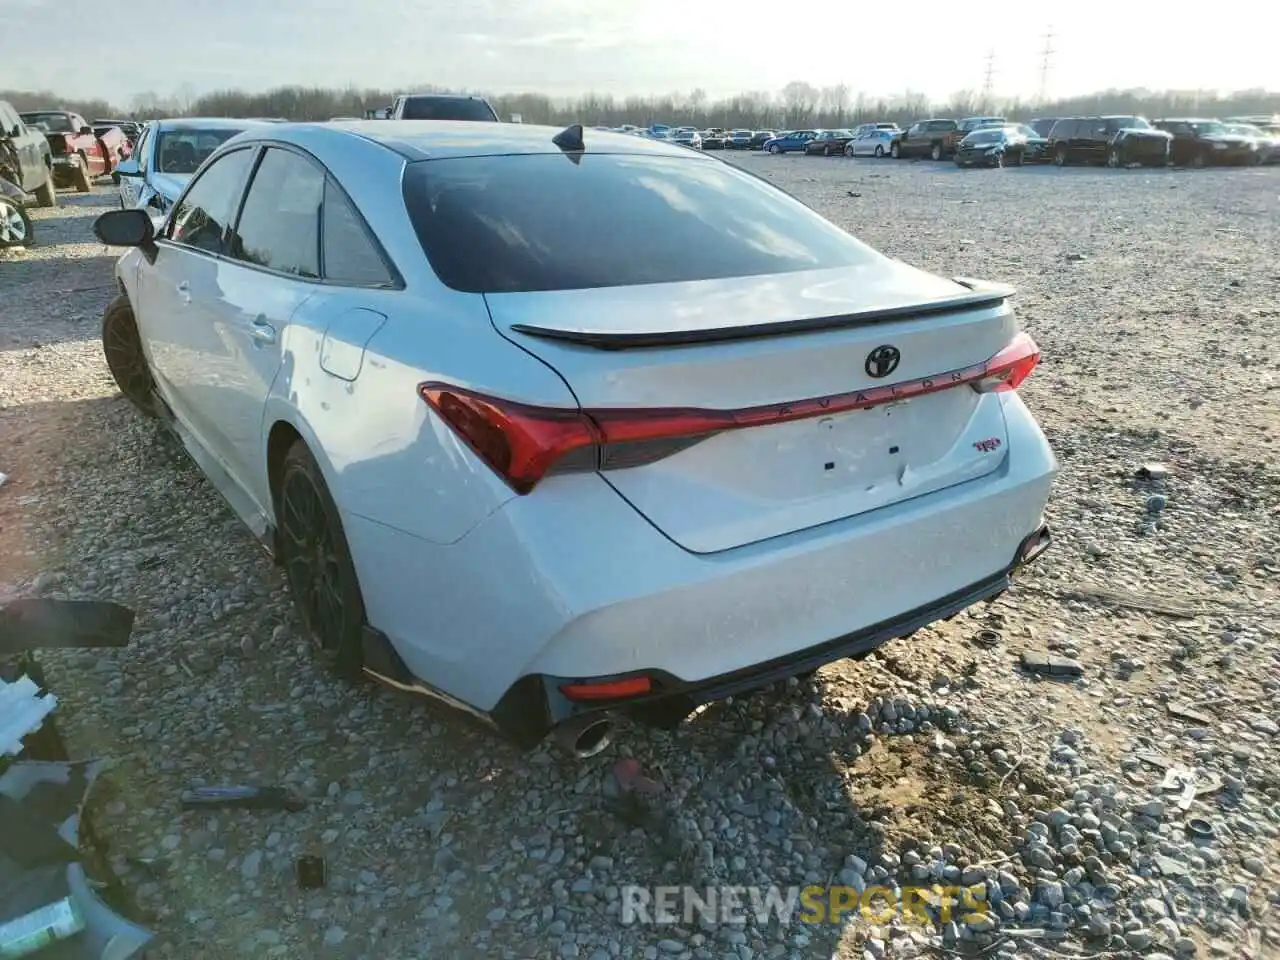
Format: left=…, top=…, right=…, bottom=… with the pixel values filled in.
left=981, top=51, right=996, bottom=111
left=1038, top=28, right=1056, bottom=107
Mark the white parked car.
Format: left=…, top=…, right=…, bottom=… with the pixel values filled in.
left=91, top=121, right=1056, bottom=758
left=115, top=118, right=265, bottom=213
left=845, top=123, right=901, bottom=157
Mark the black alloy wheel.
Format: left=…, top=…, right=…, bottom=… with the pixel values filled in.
left=277, top=442, right=367, bottom=679
left=101, top=295, right=158, bottom=416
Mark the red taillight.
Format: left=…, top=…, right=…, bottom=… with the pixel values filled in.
left=418, top=385, right=598, bottom=495
left=419, top=332, right=1040, bottom=494
left=559, top=676, right=653, bottom=701
left=972, top=331, right=1040, bottom=393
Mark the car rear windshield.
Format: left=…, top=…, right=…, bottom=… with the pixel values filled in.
left=403, top=152, right=877, bottom=294
left=20, top=113, right=74, bottom=133
left=965, top=130, right=1003, bottom=144
left=400, top=97, right=497, bottom=121
left=156, top=129, right=244, bottom=174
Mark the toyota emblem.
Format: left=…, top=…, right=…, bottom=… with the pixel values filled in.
left=864, top=345, right=901, bottom=379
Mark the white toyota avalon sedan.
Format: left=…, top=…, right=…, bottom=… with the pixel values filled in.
left=92, top=121, right=1057, bottom=757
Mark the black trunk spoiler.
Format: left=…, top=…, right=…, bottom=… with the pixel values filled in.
left=508, top=278, right=1014, bottom=350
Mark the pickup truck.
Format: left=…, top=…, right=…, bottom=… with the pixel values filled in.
left=18, top=109, right=108, bottom=192
left=0, top=100, right=57, bottom=207
left=389, top=94, right=500, bottom=122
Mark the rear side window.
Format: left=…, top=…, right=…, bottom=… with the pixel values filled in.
left=229, top=147, right=324, bottom=278
left=403, top=152, right=877, bottom=294
left=322, top=181, right=395, bottom=286
left=400, top=97, right=497, bottom=121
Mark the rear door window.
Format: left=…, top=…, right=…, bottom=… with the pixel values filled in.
left=403, top=152, right=877, bottom=294
left=228, top=147, right=325, bottom=278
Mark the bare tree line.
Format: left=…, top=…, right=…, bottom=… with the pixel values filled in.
left=4, top=82, right=1278, bottom=129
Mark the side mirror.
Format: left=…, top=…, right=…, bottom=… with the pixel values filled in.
left=115, top=158, right=142, bottom=178
left=93, top=208, right=156, bottom=248
left=79, top=125, right=93, bottom=135
left=8, top=125, right=18, bottom=138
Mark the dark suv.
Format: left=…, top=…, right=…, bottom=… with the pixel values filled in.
left=1152, top=119, right=1260, bottom=167
left=1046, top=116, right=1172, bottom=167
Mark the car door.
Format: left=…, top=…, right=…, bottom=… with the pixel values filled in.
left=4, top=106, right=41, bottom=188
left=1082, top=120, right=1108, bottom=162
left=135, top=146, right=258, bottom=450
left=211, top=146, right=329, bottom=490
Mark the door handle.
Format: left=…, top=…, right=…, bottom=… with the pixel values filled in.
left=175, top=280, right=190, bottom=303
left=250, top=317, right=277, bottom=345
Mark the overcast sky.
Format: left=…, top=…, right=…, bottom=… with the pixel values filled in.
left=6, top=0, right=1277, bottom=106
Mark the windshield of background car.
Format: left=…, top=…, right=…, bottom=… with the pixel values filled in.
left=965, top=131, right=1003, bottom=145
left=1227, top=124, right=1262, bottom=136
left=1192, top=122, right=1228, bottom=136
left=401, top=98, right=497, bottom=121
left=20, top=113, right=73, bottom=133
left=1014, top=125, right=1038, bottom=138
left=403, top=153, right=879, bottom=294
left=156, top=129, right=244, bottom=174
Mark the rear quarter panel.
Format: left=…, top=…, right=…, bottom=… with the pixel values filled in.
left=257, top=134, right=584, bottom=546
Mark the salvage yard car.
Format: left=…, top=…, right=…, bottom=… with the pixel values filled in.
left=1046, top=116, right=1172, bottom=167
left=953, top=127, right=1029, bottom=167
left=90, top=120, right=1056, bottom=758
left=1153, top=118, right=1261, bottom=166
left=19, top=109, right=109, bottom=191
left=115, top=118, right=265, bottom=212
left=0, top=100, right=57, bottom=208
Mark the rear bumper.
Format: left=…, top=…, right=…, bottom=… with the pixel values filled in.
left=344, top=393, right=1057, bottom=744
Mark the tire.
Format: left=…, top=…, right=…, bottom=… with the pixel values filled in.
left=768, top=143, right=780, bottom=154
left=101, top=294, right=158, bottom=417
left=844, top=143, right=855, bottom=157
left=0, top=197, right=33, bottom=248
left=1107, top=147, right=1121, bottom=168
left=1054, top=145, right=1068, bottom=167
left=992, top=151, right=1004, bottom=168
left=890, top=141, right=901, bottom=159
left=930, top=142, right=943, bottom=161
left=874, top=145, right=885, bottom=158
left=276, top=441, right=367, bottom=680
left=33, top=174, right=56, bottom=208
left=73, top=155, right=91, bottom=193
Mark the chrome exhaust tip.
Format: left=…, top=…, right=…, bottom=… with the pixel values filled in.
left=1015, top=523, right=1053, bottom=568
left=553, top=715, right=613, bottom=759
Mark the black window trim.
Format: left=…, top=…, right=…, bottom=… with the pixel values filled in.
left=160, top=139, right=404, bottom=290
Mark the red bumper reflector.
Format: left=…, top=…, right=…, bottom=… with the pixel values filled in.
left=559, top=676, right=653, bottom=701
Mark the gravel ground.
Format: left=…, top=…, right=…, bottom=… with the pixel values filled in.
left=1, top=159, right=1278, bottom=960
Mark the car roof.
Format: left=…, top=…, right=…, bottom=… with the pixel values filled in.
left=236, top=120, right=713, bottom=162
left=151, top=117, right=271, bottom=132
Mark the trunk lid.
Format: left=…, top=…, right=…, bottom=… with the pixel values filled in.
left=487, top=262, right=1020, bottom=554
